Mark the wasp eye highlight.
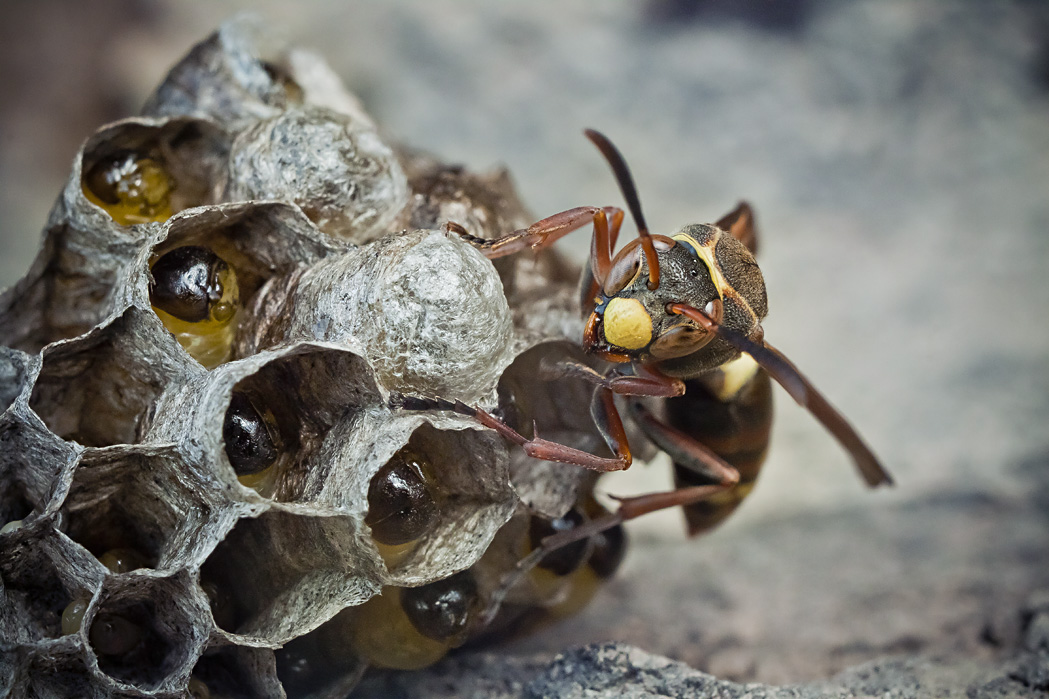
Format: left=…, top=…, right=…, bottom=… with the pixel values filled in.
left=149, top=246, right=240, bottom=368
left=83, top=152, right=173, bottom=225
left=365, top=448, right=440, bottom=548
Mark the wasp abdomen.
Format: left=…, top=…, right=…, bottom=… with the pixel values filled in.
left=666, top=355, right=773, bottom=536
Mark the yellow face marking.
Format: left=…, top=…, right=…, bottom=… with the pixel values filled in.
left=672, top=232, right=727, bottom=301
left=603, top=297, right=652, bottom=350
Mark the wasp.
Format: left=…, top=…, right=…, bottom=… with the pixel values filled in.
left=406, top=129, right=892, bottom=589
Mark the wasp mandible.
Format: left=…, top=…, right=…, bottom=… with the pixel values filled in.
left=411, top=129, right=893, bottom=561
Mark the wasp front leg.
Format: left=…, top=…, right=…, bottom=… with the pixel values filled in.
left=393, top=391, right=632, bottom=473
left=444, top=205, right=624, bottom=276
left=637, top=353, right=773, bottom=536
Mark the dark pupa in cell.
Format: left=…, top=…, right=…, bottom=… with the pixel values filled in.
left=83, top=151, right=174, bottom=225
left=149, top=246, right=240, bottom=369
left=400, top=570, right=481, bottom=642
left=365, top=448, right=440, bottom=547
left=89, top=612, right=144, bottom=659
left=223, top=392, right=280, bottom=479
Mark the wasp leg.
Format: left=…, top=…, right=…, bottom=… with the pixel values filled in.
left=481, top=479, right=737, bottom=626
left=626, top=400, right=740, bottom=486
left=444, top=205, right=624, bottom=265
left=668, top=302, right=893, bottom=487
left=391, top=394, right=631, bottom=473
left=581, top=207, right=626, bottom=308
left=538, top=359, right=686, bottom=398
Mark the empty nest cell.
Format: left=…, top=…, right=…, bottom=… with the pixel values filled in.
left=189, top=644, right=285, bottom=699
left=28, top=308, right=192, bottom=447
left=198, top=508, right=379, bottom=643
left=85, top=573, right=207, bottom=692
left=59, top=445, right=224, bottom=573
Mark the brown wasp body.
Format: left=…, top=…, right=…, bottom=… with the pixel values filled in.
left=413, top=129, right=892, bottom=581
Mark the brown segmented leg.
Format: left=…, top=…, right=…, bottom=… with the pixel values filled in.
left=588, top=387, right=631, bottom=471
left=393, top=394, right=631, bottom=473
left=667, top=303, right=894, bottom=487
left=444, top=205, right=624, bottom=262
left=538, top=358, right=686, bottom=398
left=480, top=480, right=736, bottom=626
left=627, top=400, right=741, bottom=485
left=590, top=207, right=625, bottom=289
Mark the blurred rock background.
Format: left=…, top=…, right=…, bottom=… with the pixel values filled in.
left=2, top=1, right=1047, bottom=694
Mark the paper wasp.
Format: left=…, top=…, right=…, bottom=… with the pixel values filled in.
left=403, top=129, right=892, bottom=595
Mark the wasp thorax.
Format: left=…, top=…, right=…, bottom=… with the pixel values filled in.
left=83, top=151, right=174, bottom=225
left=365, top=448, right=440, bottom=547
left=150, top=246, right=240, bottom=369
left=223, top=392, right=280, bottom=483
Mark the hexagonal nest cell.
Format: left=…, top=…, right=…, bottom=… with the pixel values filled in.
left=0, top=15, right=612, bottom=698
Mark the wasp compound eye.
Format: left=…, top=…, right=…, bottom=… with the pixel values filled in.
left=223, top=392, right=279, bottom=478
left=83, top=151, right=173, bottom=225
left=400, top=570, right=480, bottom=642
left=365, top=448, right=440, bottom=547
left=529, top=507, right=591, bottom=576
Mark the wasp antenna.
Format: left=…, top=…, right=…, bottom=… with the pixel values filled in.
left=667, top=302, right=894, bottom=488
left=584, top=129, right=661, bottom=290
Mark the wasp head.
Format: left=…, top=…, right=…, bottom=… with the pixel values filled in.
left=585, top=221, right=767, bottom=374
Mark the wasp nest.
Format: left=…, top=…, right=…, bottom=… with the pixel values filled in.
left=0, top=16, right=625, bottom=698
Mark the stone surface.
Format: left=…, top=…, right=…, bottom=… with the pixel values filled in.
left=354, top=450, right=1049, bottom=696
